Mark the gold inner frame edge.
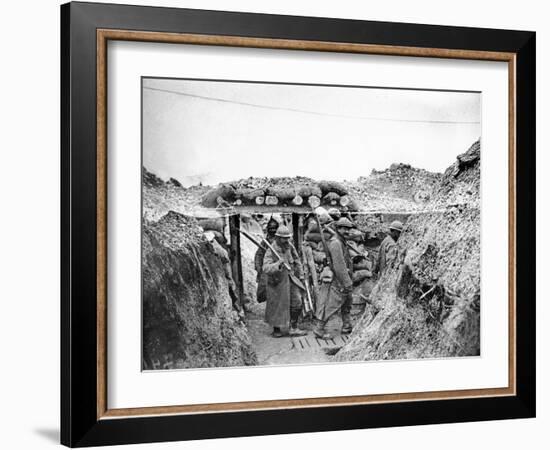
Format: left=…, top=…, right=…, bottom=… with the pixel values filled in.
left=95, top=29, right=517, bottom=420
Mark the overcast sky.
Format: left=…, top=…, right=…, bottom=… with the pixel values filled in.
left=142, top=78, right=480, bottom=187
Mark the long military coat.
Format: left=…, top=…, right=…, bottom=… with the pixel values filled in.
left=316, top=233, right=354, bottom=322
left=254, top=234, right=275, bottom=303
left=376, top=234, right=397, bottom=275
left=263, top=241, right=303, bottom=328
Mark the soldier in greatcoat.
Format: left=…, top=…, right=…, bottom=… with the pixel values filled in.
left=375, top=220, right=403, bottom=275
left=313, top=218, right=355, bottom=339
left=263, top=225, right=307, bottom=338
left=254, top=217, right=279, bottom=303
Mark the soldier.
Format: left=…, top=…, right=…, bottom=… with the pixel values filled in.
left=376, top=220, right=403, bottom=275
left=314, top=218, right=355, bottom=338
left=263, top=225, right=307, bottom=338
left=254, top=217, right=279, bottom=303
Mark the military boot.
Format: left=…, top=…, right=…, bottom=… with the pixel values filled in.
left=341, top=313, right=353, bottom=334
left=313, top=319, right=331, bottom=340
left=272, top=327, right=284, bottom=338
left=289, top=325, right=307, bottom=337
left=289, top=310, right=307, bottom=336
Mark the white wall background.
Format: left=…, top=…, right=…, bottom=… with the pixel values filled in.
left=0, top=0, right=545, bottom=449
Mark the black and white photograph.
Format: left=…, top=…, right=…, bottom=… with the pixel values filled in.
left=141, top=78, right=481, bottom=370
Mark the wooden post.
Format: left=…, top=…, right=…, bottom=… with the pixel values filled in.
left=228, top=214, right=244, bottom=307
left=292, top=212, right=304, bottom=255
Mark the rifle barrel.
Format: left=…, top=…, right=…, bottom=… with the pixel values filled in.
left=239, top=229, right=262, bottom=248
left=261, top=236, right=292, bottom=271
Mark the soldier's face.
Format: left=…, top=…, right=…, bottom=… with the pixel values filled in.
left=277, top=236, right=290, bottom=249
left=267, top=225, right=278, bottom=236
left=338, top=227, right=351, bottom=239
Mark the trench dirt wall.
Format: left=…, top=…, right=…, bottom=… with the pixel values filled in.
left=337, top=140, right=481, bottom=361
left=142, top=211, right=257, bottom=369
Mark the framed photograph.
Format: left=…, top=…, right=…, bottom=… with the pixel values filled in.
left=61, top=2, right=535, bottom=447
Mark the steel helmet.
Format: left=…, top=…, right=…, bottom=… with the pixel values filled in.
left=314, top=206, right=331, bottom=224
left=275, top=225, right=292, bottom=238
left=267, top=216, right=279, bottom=230
left=389, top=220, right=404, bottom=232
left=335, top=218, right=354, bottom=228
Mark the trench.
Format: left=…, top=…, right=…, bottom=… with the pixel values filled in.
left=142, top=139, right=481, bottom=368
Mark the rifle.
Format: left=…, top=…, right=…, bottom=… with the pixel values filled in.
left=300, top=246, right=315, bottom=314
left=240, top=229, right=306, bottom=292
left=312, top=213, right=334, bottom=271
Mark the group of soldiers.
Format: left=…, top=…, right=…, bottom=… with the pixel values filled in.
left=254, top=209, right=404, bottom=339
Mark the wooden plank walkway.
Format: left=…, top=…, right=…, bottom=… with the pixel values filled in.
left=291, top=334, right=350, bottom=350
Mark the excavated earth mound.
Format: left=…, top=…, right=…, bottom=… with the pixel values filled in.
left=143, top=168, right=212, bottom=221
left=142, top=211, right=257, bottom=369
left=336, top=140, right=481, bottom=361
left=344, top=164, right=442, bottom=212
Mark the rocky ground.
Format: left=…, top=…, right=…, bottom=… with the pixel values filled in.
left=143, top=168, right=212, bottom=221
left=344, top=163, right=442, bottom=212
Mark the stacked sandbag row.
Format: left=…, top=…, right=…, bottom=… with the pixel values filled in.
left=200, top=178, right=358, bottom=211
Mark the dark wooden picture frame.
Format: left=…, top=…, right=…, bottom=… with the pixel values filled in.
left=61, top=2, right=535, bottom=447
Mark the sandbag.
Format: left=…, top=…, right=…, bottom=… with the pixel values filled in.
left=196, top=217, right=225, bottom=234
left=323, top=192, right=341, bottom=205
left=266, top=187, right=296, bottom=201
left=298, top=185, right=322, bottom=198
left=211, top=230, right=227, bottom=246
left=238, top=188, right=265, bottom=202
left=201, top=184, right=236, bottom=207
left=318, top=180, right=348, bottom=196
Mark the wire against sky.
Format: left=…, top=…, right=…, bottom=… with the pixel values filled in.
left=143, top=86, right=480, bottom=125
left=143, top=78, right=481, bottom=186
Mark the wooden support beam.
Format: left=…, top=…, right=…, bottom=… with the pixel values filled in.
left=292, top=212, right=304, bottom=255
left=228, top=214, right=244, bottom=307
